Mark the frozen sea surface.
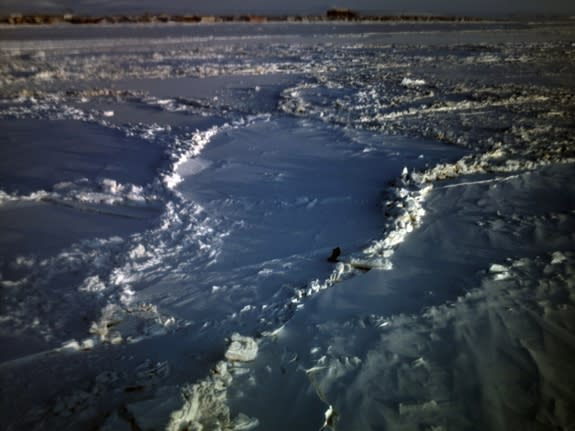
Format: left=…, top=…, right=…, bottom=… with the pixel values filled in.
left=0, top=21, right=574, bottom=431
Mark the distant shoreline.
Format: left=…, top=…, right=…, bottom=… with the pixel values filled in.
left=1, top=12, right=488, bottom=26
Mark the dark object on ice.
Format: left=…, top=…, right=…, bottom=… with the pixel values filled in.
left=327, top=247, right=341, bottom=263
left=350, top=262, right=372, bottom=272
left=326, top=8, right=359, bottom=20
left=124, top=385, right=145, bottom=393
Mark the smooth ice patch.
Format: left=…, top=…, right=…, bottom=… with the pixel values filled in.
left=0, top=119, right=164, bottom=194
left=175, top=117, right=464, bottom=272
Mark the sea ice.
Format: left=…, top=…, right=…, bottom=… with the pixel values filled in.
left=1, top=19, right=574, bottom=431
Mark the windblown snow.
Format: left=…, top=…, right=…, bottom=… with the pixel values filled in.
left=0, top=20, right=574, bottom=431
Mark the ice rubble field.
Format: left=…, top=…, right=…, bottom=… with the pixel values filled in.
left=0, top=20, right=574, bottom=431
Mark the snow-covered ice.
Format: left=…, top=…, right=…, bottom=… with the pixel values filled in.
left=0, top=20, right=574, bottom=431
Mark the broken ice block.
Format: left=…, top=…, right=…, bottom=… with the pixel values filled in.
left=225, top=334, right=258, bottom=362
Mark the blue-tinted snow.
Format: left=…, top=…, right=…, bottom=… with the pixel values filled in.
left=0, top=21, right=574, bottom=431
left=0, top=119, right=163, bottom=193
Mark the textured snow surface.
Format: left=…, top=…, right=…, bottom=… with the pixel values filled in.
left=0, top=21, right=574, bottom=431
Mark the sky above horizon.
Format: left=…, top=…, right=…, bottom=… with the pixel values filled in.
left=1, top=0, right=574, bottom=16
